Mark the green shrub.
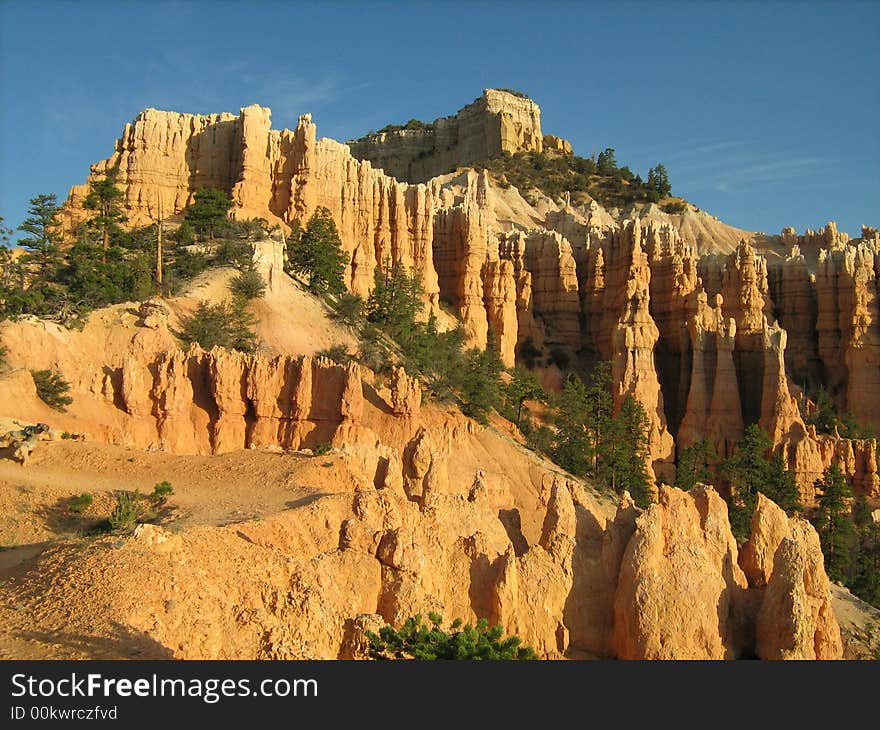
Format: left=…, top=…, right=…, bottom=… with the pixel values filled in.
left=213, top=239, right=253, bottom=269
left=68, top=493, right=93, bottom=514
left=313, top=442, right=332, bottom=456
left=176, top=299, right=257, bottom=353
left=31, top=369, right=73, bottom=411
left=661, top=200, right=688, bottom=214
left=332, top=292, right=364, bottom=326
left=286, top=207, right=348, bottom=296
left=150, top=480, right=174, bottom=505
left=516, top=337, right=541, bottom=369
left=229, top=268, right=266, bottom=300
left=108, top=490, right=145, bottom=533
left=366, top=613, right=537, bottom=660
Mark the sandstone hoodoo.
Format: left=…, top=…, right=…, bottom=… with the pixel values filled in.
left=1, top=85, right=877, bottom=662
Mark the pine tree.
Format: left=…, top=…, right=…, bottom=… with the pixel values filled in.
left=366, top=613, right=536, bottom=660
left=600, top=396, right=653, bottom=508
left=812, top=464, right=855, bottom=583
left=184, top=187, right=232, bottom=240
left=457, top=341, right=504, bottom=425
left=82, top=170, right=127, bottom=260
left=287, top=207, right=348, bottom=295
left=647, top=164, right=672, bottom=198
left=721, top=424, right=774, bottom=542
left=675, top=439, right=714, bottom=491
left=18, top=193, right=63, bottom=283
left=583, top=361, right=614, bottom=475
left=764, top=450, right=802, bottom=513
left=853, top=495, right=880, bottom=607
left=502, top=367, right=545, bottom=427
left=596, top=148, right=617, bottom=175
left=366, top=259, right=424, bottom=344
left=552, top=373, right=592, bottom=477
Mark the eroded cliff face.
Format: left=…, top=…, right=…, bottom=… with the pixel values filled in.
left=347, top=89, right=549, bottom=183
left=64, top=106, right=440, bottom=306
left=59, top=100, right=880, bottom=501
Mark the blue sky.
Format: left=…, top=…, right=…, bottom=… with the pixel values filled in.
left=1, top=0, right=877, bottom=238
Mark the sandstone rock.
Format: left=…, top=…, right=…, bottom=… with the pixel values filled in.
left=137, top=298, right=169, bottom=329
left=740, top=492, right=791, bottom=587
left=389, top=366, right=421, bottom=416
left=612, top=485, right=748, bottom=659
left=756, top=519, right=843, bottom=659
left=348, top=89, right=544, bottom=183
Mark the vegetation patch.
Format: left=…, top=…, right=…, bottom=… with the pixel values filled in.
left=31, top=369, right=73, bottom=411
left=366, top=613, right=536, bottom=660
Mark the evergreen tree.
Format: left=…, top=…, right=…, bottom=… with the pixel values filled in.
left=82, top=170, right=127, bottom=259
left=675, top=439, right=714, bottom=491
left=805, top=386, right=839, bottom=434
left=457, top=341, right=504, bottom=425
left=647, top=164, right=672, bottom=198
left=287, top=207, right=348, bottom=295
left=366, top=613, right=536, bottom=660
left=176, top=298, right=257, bottom=353
left=184, top=187, right=232, bottom=239
left=583, top=361, right=615, bottom=475
left=812, top=464, right=855, bottom=583
left=552, top=373, right=592, bottom=476
left=366, top=260, right=424, bottom=345
left=600, top=395, right=653, bottom=508
left=18, top=194, right=63, bottom=283
left=853, top=495, right=880, bottom=607
left=721, top=424, right=774, bottom=542
left=764, top=450, right=803, bottom=513
left=502, top=367, right=545, bottom=427
left=720, top=424, right=802, bottom=541
left=596, top=148, right=617, bottom=175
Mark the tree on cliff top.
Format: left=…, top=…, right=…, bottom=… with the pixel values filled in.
left=287, top=206, right=348, bottom=296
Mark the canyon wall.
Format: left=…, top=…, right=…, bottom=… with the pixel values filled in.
left=60, top=102, right=880, bottom=499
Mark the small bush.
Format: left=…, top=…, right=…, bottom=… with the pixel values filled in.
left=150, top=480, right=174, bottom=505
left=229, top=268, right=266, bottom=300
left=31, top=369, right=73, bottom=411
left=68, top=493, right=94, bottom=514
left=366, top=612, right=537, bottom=660
left=0, top=344, right=8, bottom=372
left=661, top=200, right=688, bottom=214
left=313, top=442, right=332, bottom=456
left=108, top=490, right=144, bottom=533
left=213, top=239, right=253, bottom=269
left=332, top=292, right=364, bottom=326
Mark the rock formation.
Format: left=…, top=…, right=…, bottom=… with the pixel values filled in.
left=347, top=89, right=551, bottom=183
left=58, top=96, right=880, bottom=503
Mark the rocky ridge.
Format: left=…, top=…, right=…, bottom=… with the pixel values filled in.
left=58, top=95, right=880, bottom=502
